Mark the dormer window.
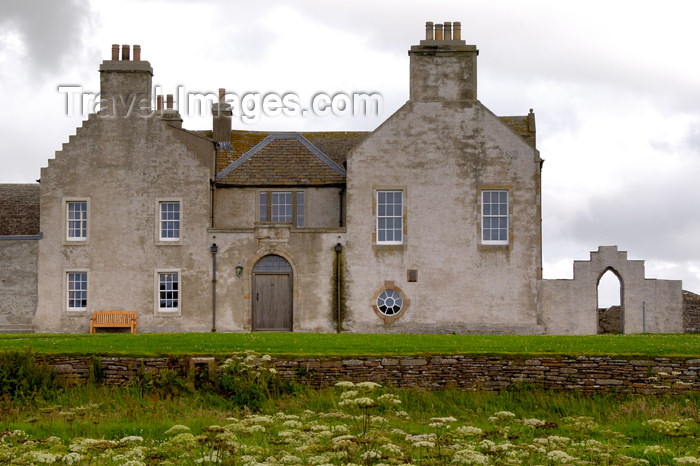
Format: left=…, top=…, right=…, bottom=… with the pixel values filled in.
left=259, top=191, right=304, bottom=227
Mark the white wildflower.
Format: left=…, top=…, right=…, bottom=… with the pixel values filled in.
left=381, top=443, right=403, bottom=456
left=547, top=450, right=577, bottom=463
left=452, top=448, right=490, bottom=465
left=479, top=439, right=497, bottom=452
left=63, top=452, right=82, bottom=465
left=456, top=425, right=483, bottom=437
left=331, top=425, right=349, bottom=434
left=644, top=445, right=671, bottom=455
left=46, top=436, right=63, bottom=444
left=340, top=390, right=359, bottom=400
left=547, top=435, right=571, bottom=446
left=334, top=381, right=355, bottom=388
left=431, top=416, right=458, bottom=423
left=355, top=381, right=382, bottom=390
left=361, top=449, right=382, bottom=460
left=243, top=414, right=274, bottom=425
left=523, top=418, right=546, bottom=427
left=377, top=393, right=402, bottom=405
left=120, top=435, right=144, bottom=443
left=19, top=451, right=61, bottom=464
left=644, top=418, right=689, bottom=436
left=412, top=440, right=436, bottom=448
left=164, top=424, right=190, bottom=435
left=674, top=457, right=700, bottom=465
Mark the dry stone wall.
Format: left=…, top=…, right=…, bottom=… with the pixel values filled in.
left=45, top=355, right=700, bottom=395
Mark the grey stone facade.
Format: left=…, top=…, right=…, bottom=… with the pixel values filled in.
left=0, top=23, right=686, bottom=334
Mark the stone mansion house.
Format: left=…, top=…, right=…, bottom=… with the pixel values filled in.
left=0, top=22, right=686, bottom=334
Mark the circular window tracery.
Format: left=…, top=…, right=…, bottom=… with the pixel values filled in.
left=377, top=289, right=403, bottom=316
left=371, top=282, right=410, bottom=324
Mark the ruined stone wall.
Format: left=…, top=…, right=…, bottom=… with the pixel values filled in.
left=46, top=355, right=699, bottom=395
left=683, top=290, right=700, bottom=333
left=541, top=247, right=683, bottom=334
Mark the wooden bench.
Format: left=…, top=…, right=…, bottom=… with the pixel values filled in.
left=90, top=311, right=137, bottom=334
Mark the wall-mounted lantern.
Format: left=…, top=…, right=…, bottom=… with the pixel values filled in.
left=235, top=263, right=243, bottom=278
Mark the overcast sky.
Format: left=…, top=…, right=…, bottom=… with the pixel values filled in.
left=1, top=0, right=699, bottom=305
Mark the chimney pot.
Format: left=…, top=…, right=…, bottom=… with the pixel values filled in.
left=425, top=21, right=434, bottom=40
left=166, top=94, right=173, bottom=110
left=218, top=88, right=225, bottom=103
left=444, top=22, right=452, bottom=40
left=453, top=21, right=461, bottom=40
left=121, top=44, right=130, bottom=61
left=133, top=45, right=141, bottom=61
left=157, top=95, right=163, bottom=111
left=111, top=44, right=119, bottom=60
left=435, top=23, right=443, bottom=40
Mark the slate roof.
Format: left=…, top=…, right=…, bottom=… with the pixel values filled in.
left=212, top=131, right=368, bottom=177
left=500, top=114, right=536, bottom=149
left=211, top=115, right=533, bottom=186
left=215, top=132, right=362, bottom=186
left=0, top=184, right=40, bottom=236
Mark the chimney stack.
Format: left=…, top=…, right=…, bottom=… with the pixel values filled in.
left=99, top=44, right=153, bottom=117
left=160, top=93, right=183, bottom=128
left=409, top=21, right=478, bottom=101
left=212, top=87, right=232, bottom=144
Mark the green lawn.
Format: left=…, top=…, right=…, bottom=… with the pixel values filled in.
left=0, top=332, right=697, bottom=358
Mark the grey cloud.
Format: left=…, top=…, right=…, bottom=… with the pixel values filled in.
left=0, top=0, right=95, bottom=77
left=562, top=175, right=700, bottom=264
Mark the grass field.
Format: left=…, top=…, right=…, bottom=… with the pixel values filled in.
left=1, top=384, right=698, bottom=465
left=0, top=332, right=698, bottom=358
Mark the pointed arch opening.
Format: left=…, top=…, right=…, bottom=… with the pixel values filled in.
left=597, top=267, right=623, bottom=334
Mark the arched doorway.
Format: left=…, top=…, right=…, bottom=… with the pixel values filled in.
left=252, top=255, right=293, bottom=331
left=597, top=268, right=623, bottom=334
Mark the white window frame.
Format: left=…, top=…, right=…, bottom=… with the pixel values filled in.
left=64, top=198, right=89, bottom=243
left=65, top=270, right=89, bottom=312
left=376, top=190, right=404, bottom=245
left=156, top=199, right=182, bottom=244
left=481, top=189, right=510, bottom=245
left=155, top=269, right=181, bottom=315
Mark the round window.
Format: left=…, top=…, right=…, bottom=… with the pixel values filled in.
left=371, top=282, right=410, bottom=324
left=377, top=289, right=403, bottom=316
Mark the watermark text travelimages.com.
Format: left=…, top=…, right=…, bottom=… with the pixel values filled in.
left=58, top=86, right=383, bottom=123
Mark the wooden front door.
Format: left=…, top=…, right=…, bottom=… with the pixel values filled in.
left=252, top=255, right=293, bottom=331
